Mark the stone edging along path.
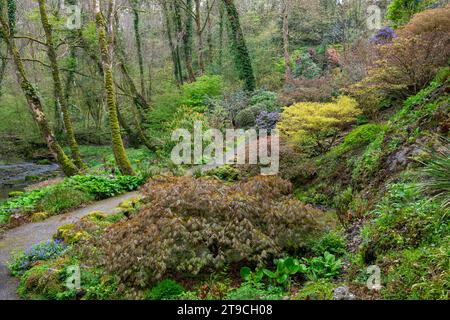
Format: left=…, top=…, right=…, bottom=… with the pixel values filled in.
left=0, top=191, right=140, bottom=300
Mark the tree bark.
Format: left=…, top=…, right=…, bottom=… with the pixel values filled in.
left=0, top=8, right=79, bottom=176
left=222, top=0, right=255, bottom=92
left=183, top=0, right=196, bottom=82
left=161, top=0, right=183, bottom=86
left=38, top=0, right=86, bottom=170
left=129, top=0, right=146, bottom=96
left=194, top=0, right=205, bottom=74
left=94, top=0, right=134, bottom=175
left=282, top=0, right=293, bottom=82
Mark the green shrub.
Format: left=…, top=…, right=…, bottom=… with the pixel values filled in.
left=361, top=183, right=449, bottom=258
left=387, top=0, right=434, bottom=26
left=303, top=252, right=343, bottom=281
left=204, top=165, right=240, bottom=182
left=67, top=175, right=144, bottom=200
left=294, top=279, right=335, bottom=300
left=381, top=239, right=449, bottom=300
left=146, top=279, right=185, bottom=300
left=311, top=231, right=347, bottom=257
left=17, top=263, right=69, bottom=300
left=37, top=184, right=93, bottom=215
left=418, top=142, right=450, bottom=208
left=235, top=104, right=266, bottom=128
left=250, top=90, right=279, bottom=111
left=180, top=75, right=224, bottom=111
left=225, top=283, right=284, bottom=300
left=94, top=176, right=329, bottom=287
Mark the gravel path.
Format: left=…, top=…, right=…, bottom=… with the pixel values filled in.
left=0, top=191, right=140, bottom=300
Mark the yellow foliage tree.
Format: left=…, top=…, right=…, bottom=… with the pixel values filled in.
left=277, top=96, right=361, bottom=154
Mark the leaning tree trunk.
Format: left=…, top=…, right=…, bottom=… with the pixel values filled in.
left=38, top=0, right=86, bottom=170
left=222, top=0, right=255, bottom=92
left=94, top=0, right=134, bottom=175
left=0, top=6, right=79, bottom=176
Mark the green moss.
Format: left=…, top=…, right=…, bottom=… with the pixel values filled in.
left=294, top=279, right=335, bottom=300
left=31, top=212, right=49, bottom=222
left=54, top=223, right=89, bottom=244
left=352, top=130, right=386, bottom=180
left=331, top=124, right=386, bottom=158
left=146, top=279, right=185, bottom=300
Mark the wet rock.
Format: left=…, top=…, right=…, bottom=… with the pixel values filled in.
left=333, top=286, right=356, bottom=300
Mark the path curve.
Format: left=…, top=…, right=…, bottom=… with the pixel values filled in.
left=0, top=191, right=140, bottom=300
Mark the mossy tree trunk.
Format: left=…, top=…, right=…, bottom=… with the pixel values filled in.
left=129, top=0, right=146, bottom=96
left=38, top=0, right=86, bottom=170
left=222, top=0, right=255, bottom=92
left=183, top=0, right=196, bottom=82
left=0, top=3, right=79, bottom=176
left=94, top=0, right=134, bottom=176
left=0, top=43, right=7, bottom=98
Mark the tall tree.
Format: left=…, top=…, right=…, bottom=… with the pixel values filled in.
left=93, top=0, right=134, bottom=175
left=129, top=0, right=146, bottom=95
left=38, top=0, right=86, bottom=170
left=194, top=0, right=205, bottom=73
left=161, top=0, right=183, bottom=86
left=282, top=0, right=293, bottom=82
left=0, top=41, right=7, bottom=98
left=183, top=0, right=196, bottom=82
left=0, top=0, right=79, bottom=176
left=222, top=0, right=255, bottom=92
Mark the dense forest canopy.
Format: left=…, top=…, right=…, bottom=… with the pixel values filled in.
left=0, top=0, right=449, bottom=302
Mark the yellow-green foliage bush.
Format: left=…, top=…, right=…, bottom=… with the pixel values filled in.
left=92, top=176, right=330, bottom=287
left=277, top=96, right=361, bottom=154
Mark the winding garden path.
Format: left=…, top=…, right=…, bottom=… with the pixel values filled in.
left=0, top=191, right=140, bottom=300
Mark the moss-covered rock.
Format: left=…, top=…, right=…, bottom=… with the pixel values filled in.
left=8, top=191, right=24, bottom=198
left=54, top=223, right=89, bottom=244
left=31, top=212, right=49, bottom=222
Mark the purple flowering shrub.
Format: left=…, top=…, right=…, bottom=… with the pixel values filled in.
left=370, top=27, right=397, bottom=45
left=8, top=240, right=68, bottom=276
left=256, top=111, right=280, bottom=130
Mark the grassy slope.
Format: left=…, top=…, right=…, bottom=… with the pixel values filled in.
left=297, top=73, right=449, bottom=299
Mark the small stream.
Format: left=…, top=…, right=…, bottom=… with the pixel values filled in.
left=0, top=162, right=60, bottom=199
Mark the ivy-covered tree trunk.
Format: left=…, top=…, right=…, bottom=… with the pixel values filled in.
left=0, top=3, right=79, bottom=176
left=38, top=0, right=86, bottom=170
left=94, top=0, right=134, bottom=176
left=183, top=0, right=196, bottom=82
left=222, top=0, right=255, bottom=92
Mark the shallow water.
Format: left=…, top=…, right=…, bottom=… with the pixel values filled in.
left=0, top=162, right=60, bottom=199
